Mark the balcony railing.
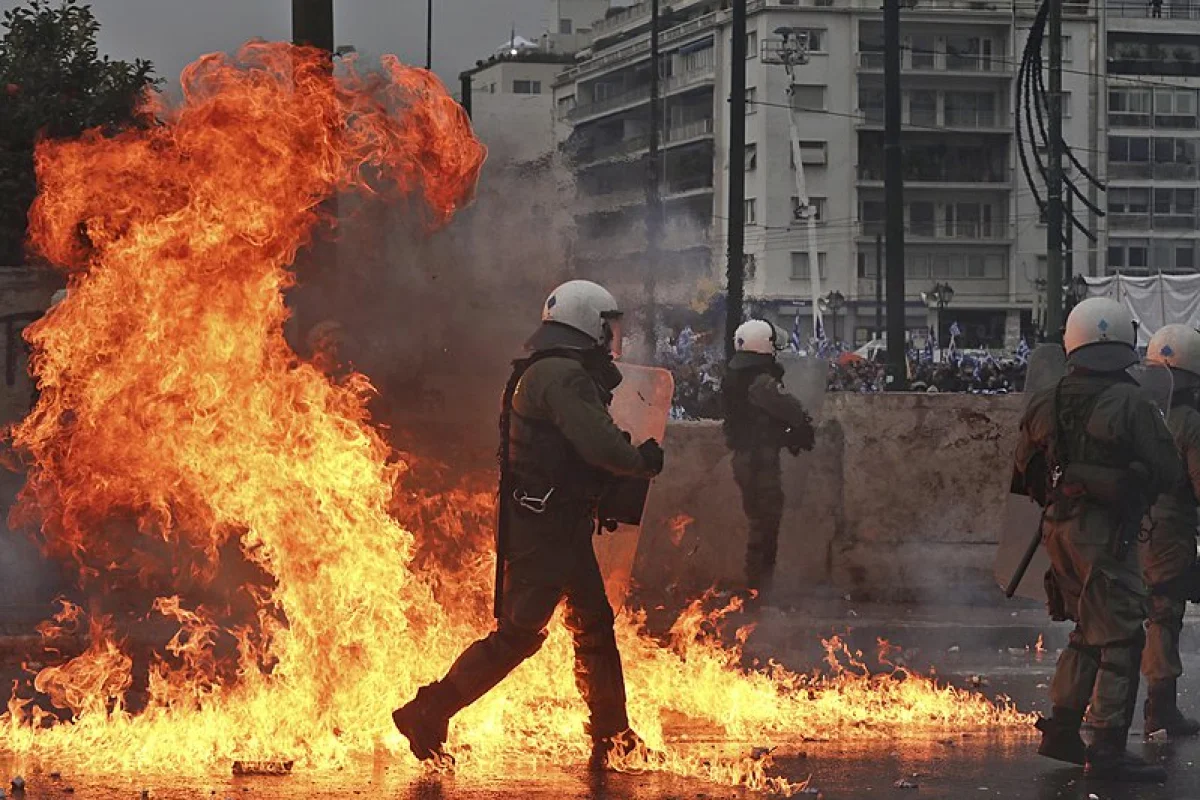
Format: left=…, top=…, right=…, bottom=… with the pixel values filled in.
left=1106, top=0, right=1200, bottom=18
left=575, top=118, right=714, bottom=165
left=593, top=2, right=651, bottom=36
left=563, top=63, right=716, bottom=121
left=1109, top=162, right=1200, bottom=179
left=858, top=165, right=1008, bottom=183
left=858, top=51, right=1009, bottom=72
left=558, top=11, right=718, bottom=85
left=1109, top=211, right=1199, bottom=230
left=860, top=221, right=1008, bottom=239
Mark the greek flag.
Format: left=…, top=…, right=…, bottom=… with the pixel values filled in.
left=790, top=311, right=802, bottom=351
left=815, top=315, right=827, bottom=344
left=949, top=321, right=962, bottom=338
left=1015, top=338, right=1031, bottom=364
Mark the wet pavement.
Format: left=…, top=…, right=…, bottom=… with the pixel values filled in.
left=4, top=643, right=1200, bottom=799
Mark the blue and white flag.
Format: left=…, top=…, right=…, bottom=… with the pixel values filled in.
left=949, top=321, right=962, bottom=338
left=815, top=315, right=827, bottom=344
left=790, top=312, right=802, bottom=352
left=1015, top=337, right=1031, bottom=363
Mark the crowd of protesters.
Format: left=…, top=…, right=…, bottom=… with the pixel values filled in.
left=657, top=322, right=1030, bottom=419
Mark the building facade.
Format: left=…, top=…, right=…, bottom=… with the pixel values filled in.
left=541, top=0, right=1200, bottom=347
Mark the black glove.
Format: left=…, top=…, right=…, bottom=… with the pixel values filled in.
left=638, top=438, right=665, bottom=475
left=784, top=417, right=816, bottom=455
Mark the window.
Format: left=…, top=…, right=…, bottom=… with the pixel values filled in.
left=1155, top=88, right=1198, bottom=129
left=1060, top=91, right=1072, bottom=119
left=1109, top=135, right=1129, bottom=161
left=746, top=87, right=758, bottom=114
left=744, top=143, right=758, bottom=171
left=557, top=95, right=576, bottom=115
left=791, top=196, right=826, bottom=222
left=861, top=200, right=885, bottom=234
left=791, top=140, right=828, bottom=166
left=946, top=35, right=995, bottom=70
left=1109, top=88, right=1153, bottom=127
left=910, top=90, right=937, bottom=126
left=747, top=31, right=758, bottom=58
left=859, top=87, right=885, bottom=124
left=909, top=34, right=935, bottom=69
left=745, top=198, right=758, bottom=224
left=945, top=91, right=997, bottom=127
left=909, top=201, right=935, bottom=236
left=790, top=252, right=828, bottom=281
left=1109, top=187, right=1150, bottom=213
left=1130, top=245, right=1148, bottom=268
left=488, top=83, right=497, bottom=94
left=513, top=80, right=542, bottom=94
left=799, top=29, right=826, bottom=53
left=1040, top=35, right=1073, bottom=64
left=1108, top=246, right=1124, bottom=269
left=1178, top=246, right=1195, bottom=270
left=559, top=18, right=573, bottom=35
left=791, top=84, right=826, bottom=111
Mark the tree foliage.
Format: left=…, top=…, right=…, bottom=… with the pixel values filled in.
left=0, top=0, right=158, bottom=264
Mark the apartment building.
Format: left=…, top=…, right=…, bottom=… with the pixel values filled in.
left=1102, top=2, right=1200, bottom=275
left=546, top=0, right=1200, bottom=347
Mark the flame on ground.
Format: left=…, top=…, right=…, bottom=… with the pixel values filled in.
left=0, top=42, right=1029, bottom=795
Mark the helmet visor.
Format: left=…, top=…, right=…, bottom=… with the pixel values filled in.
left=604, top=314, right=624, bottom=360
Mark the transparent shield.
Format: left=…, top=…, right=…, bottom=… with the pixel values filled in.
left=994, top=344, right=1067, bottom=600
left=777, top=353, right=828, bottom=423
left=1128, top=362, right=1174, bottom=422
left=594, top=363, right=674, bottom=611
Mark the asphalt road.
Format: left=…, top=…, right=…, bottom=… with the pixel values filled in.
left=4, top=649, right=1200, bottom=800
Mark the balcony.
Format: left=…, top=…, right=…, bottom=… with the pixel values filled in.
left=860, top=221, right=1010, bottom=240
left=556, top=11, right=718, bottom=86
left=563, top=63, right=716, bottom=123
left=1109, top=162, right=1200, bottom=180
left=1106, top=0, right=1200, bottom=18
left=854, top=0, right=1012, bottom=12
left=857, top=165, right=1008, bottom=185
left=573, top=118, right=714, bottom=166
left=1109, top=211, right=1200, bottom=230
left=857, top=51, right=1013, bottom=75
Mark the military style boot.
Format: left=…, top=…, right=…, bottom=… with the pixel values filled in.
left=1145, top=678, right=1200, bottom=738
left=392, top=681, right=463, bottom=762
left=1035, top=707, right=1087, bottom=765
left=589, top=728, right=662, bottom=771
left=1084, top=728, right=1168, bottom=783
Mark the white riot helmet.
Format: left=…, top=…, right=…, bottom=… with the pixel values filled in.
left=50, top=289, right=67, bottom=307
left=1063, top=297, right=1138, bottom=372
left=734, top=319, right=785, bottom=355
left=1146, top=323, right=1200, bottom=389
left=529, top=279, right=624, bottom=356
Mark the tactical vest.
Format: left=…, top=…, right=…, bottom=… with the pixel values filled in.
left=500, top=350, right=610, bottom=513
left=722, top=357, right=787, bottom=451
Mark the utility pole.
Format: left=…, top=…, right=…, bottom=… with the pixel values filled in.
left=883, top=0, right=907, bottom=389
left=292, top=0, right=334, bottom=53
left=1046, top=0, right=1065, bottom=341
left=725, top=0, right=748, bottom=360
left=426, top=0, right=434, bottom=70
left=875, top=233, right=884, bottom=339
left=646, top=0, right=662, bottom=352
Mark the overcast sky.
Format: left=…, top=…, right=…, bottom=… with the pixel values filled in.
left=0, top=0, right=550, bottom=88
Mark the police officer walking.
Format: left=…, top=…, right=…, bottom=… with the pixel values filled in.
left=393, top=280, right=664, bottom=769
left=1014, top=298, right=1181, bottom=781
left=1141, top=324, right=1200, bottom=738
left=723, top=320, right=815, bottom=596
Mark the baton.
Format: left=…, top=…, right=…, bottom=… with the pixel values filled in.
left=1005, top=526, right=1043, bottom=599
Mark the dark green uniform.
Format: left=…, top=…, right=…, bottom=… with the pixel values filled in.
left=406, top=347, right=659, bottom=746
left=722, top=352, right=814, bottom=589
left=1142, top=402, right=1200, bottom=728
left=1015, top=373, right=1180, bottom=738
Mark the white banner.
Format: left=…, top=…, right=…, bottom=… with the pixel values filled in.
left=1083, top=274, right=1200, bottom=347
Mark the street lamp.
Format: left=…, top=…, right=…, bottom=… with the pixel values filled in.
left=818, top=290, right=846, bottom=343
left=921, top=282, right=955, bottom=358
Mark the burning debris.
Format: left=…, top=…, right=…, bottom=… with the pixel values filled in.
left=0, top=39, right=1029, bottom=797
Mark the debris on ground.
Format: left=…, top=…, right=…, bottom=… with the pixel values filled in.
left=894, top=778, right=919, bottom=789
left=231, top=760, right=294, bottom=776
left=968, top=674, right=989, bottom=688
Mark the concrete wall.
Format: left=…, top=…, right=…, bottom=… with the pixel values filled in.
left=633, top=392, right=1024, bottom=605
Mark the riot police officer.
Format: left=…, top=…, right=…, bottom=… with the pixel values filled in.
left=393, top=280, right=664, bottom=769
left=1141, top=324, right=1200, bottom=738
left=1014, top=298, right=1180, bottom=781
left=722, top=319, right=815, bottom=595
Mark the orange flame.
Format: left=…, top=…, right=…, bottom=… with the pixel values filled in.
left=0, top=42, right=1028, bottom=794
left=667, top=513, right=693, bottom=547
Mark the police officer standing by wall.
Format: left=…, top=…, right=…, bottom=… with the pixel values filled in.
left=722, top=319, right=815, bottom=597
left=1141, top=324, right=1200, bottom=738
left=393, top=280, right=664, bottom=769
left=1014, top=298, right=1181, bottom=781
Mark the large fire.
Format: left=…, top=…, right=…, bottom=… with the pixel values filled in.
left=0, top=43, right=1029, bottom=794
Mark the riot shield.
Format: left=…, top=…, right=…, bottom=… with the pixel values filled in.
left=595, top=363, right=674, bottom=610
left=1129, top=362, right=1174, bottom=422
left=777, top=353, right=828, bottom=423
left=993, top=343, right=1066, bottom=601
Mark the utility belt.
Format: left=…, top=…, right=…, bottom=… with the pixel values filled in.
left=509, top=475, right=649, bottom=530
left=1051, top=462, right=1149, bottom=558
